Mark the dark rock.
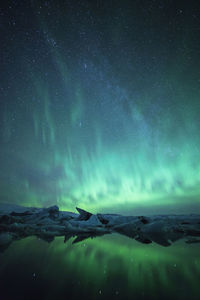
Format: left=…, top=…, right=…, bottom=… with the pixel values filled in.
left=76, top=207, right=92, bottom=220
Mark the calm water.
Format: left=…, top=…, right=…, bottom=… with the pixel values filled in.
left=0, top=234, right=199, bottom=300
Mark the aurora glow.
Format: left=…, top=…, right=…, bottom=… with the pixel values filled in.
left=1, top=235, right=200, bottom=299
left=1, top=1, right=200, bottom=214
left=1, top=3, right=200, bottom=300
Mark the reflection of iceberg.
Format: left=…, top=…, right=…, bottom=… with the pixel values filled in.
left=0, top=204, right=200, bottom=252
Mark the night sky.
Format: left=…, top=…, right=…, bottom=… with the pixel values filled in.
left=1, top=0, right=200, bottom=213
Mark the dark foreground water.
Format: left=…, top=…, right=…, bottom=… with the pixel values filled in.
left=0, top=234, right=199, bottom=300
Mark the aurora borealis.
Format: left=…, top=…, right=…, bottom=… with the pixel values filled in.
left=1, top=0, right=200, bottom=213
left=1, top=2, right=200, bottom=300
left=1, top=235, right=200, bottom=299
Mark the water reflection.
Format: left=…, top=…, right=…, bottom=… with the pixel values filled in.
left=0, top=234, right=199, bottom=300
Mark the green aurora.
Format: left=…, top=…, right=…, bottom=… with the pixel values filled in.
left=1, top=59, right=200, bottom=213
left=1, top=2, right=200, bottom=299
left=1, top=1, right=200, bottom=214
left=1, top=235, right=200, bottom=299
left=1, top=64, right=200, bottom=213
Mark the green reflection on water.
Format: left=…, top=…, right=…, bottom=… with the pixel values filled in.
left=0, top=234, right=200, bottom=299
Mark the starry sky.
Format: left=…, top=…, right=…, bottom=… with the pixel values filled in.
left=1, top=0, right=200, bottom=213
